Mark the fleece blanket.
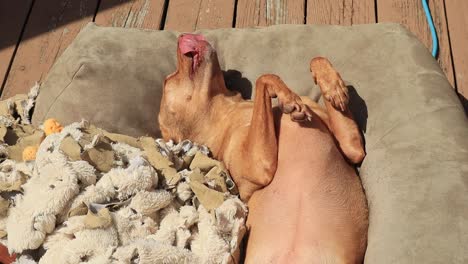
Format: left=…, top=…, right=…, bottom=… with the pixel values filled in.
left=0, top=88, right=247, bottom=264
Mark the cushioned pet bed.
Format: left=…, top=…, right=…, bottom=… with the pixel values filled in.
left=32, top=23, right=468, bottom=263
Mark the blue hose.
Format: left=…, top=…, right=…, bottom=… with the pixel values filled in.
left=422, top=0, right=438, bottom=57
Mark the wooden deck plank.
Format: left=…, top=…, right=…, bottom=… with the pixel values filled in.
left=95, top=0, right=166, bottom=29
left=197, top=0, right=236, bottom=30
left=164, top=0, right=202, bottom=32
left=1, top=0, right=99, bottom=99
left=445, top=0, right=468, bottom=99
left=307, top=0, right=376, bottom=25
left=235, top=0, right=305, bottom=28
left=165, top=0, right=235, bottom=32
left=0, top=0, right=33, bottom=91
left=377, top=0, right=455, bottom=88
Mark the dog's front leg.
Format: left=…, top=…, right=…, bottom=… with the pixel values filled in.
left=237, top=74, right=313, bottom=200
left=310, top=57, right=366, bottom=164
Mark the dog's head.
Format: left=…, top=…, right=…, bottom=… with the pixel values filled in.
left=158, top=34, right=228, bottom=141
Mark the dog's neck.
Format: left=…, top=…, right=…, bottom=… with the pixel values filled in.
left=187, top=92, right=246, bottom=158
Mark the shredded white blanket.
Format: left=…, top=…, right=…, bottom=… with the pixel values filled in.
left=0, top=95, right=247, bottom=264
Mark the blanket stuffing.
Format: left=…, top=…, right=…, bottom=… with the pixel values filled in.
left=0, top=86, right=247, bottom=264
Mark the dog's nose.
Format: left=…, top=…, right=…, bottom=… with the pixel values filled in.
left=178, top=33, right=207, bottom=55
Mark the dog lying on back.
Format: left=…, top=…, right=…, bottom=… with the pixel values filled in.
left=159, top=34, right=368, bottom=264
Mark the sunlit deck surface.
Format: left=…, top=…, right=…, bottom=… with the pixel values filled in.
left=0, top=0, right=466, bottom=110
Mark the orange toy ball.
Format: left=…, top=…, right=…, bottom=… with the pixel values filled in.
left=22, top=145, right=38, bottom=161
left=43, top=118, right=63, bottom=136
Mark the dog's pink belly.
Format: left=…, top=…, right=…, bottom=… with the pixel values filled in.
left=244, top=117, right=368, bottom=264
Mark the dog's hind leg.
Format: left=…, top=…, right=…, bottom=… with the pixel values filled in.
left=310, top=57, right=365, bottom=164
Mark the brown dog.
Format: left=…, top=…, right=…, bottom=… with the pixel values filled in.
left=159, top=34, right=368, bottom=264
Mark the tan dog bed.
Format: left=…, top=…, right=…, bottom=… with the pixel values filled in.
left=31, top=23, right=468, bottom=263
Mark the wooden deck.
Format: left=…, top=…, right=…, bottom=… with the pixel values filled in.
left=0, top=0, right=467, bottom=110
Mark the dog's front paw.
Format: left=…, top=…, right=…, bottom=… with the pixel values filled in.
left=311, top=57, right=349, bottom=111
left=280, top=95, right=313, bottom=122
left=319, top=76, right=349, bottom=111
